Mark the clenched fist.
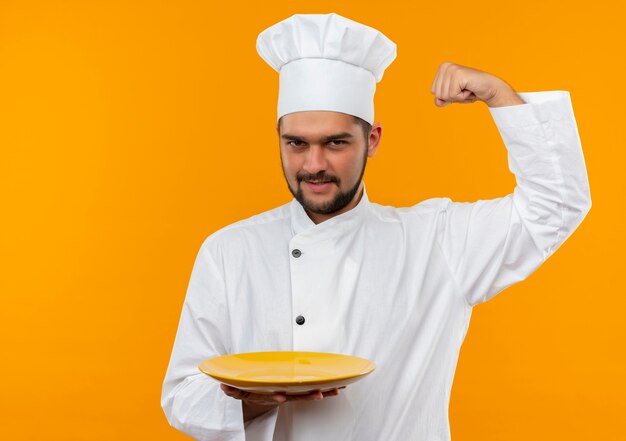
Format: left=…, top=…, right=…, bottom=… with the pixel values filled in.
left=430, top=62, right=525, bottom=108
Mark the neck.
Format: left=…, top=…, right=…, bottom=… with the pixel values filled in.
left=305, top=182, right=364, bottom=225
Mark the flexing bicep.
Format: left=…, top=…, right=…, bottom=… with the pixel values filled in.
left=437, top=90, right=591, bottom=307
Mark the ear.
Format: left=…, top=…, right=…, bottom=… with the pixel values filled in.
left=367, top=123, right=382, bottom=157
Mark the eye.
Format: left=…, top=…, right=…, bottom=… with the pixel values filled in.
left=328, top=140, right=346, bottom=146
left=288, top=140, right=305, bottom=147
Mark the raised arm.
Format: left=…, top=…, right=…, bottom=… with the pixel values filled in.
left=430, top=62, right=591, bottom=306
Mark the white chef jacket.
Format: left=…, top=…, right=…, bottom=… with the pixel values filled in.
left=161, top=90, right=591, bottom=441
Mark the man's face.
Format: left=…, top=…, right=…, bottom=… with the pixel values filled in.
left=278, top=111, right=373, bottom=216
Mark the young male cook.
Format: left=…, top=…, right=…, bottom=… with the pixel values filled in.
left=161, top=12, right=591, bottom=441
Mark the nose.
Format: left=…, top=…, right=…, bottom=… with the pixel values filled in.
left=302, top=145, right=328, bottom=175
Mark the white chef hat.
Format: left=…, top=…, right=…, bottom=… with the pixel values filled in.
left=256, top=12, right=397, bottom=125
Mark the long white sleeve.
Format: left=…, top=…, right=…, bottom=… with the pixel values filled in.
left=436, top=90, right=591, bottom=306
left=161, top=238, right=245, bottom=441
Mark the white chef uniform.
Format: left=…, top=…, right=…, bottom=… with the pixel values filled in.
left=160, top=88, right=591, bottom=440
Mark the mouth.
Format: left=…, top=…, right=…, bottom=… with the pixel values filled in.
left=303, top=180, right=334, bottom=192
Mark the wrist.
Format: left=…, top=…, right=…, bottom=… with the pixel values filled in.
left=486, top=88, right=526, bottom=107
left=242, top=401, right=278, bottom=422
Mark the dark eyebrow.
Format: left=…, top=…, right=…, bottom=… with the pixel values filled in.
left=281, top=132, right=355, bottom=143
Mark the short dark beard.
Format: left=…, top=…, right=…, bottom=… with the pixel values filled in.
left=284, top=146, right=368, bottom=215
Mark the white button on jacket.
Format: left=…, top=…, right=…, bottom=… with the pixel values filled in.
left=161, top=90, right=591, bottom=441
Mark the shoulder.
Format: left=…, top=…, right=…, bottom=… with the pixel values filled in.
left=200, top=201, right=292, bottom=255
left=367, top=197, right=453, bottom=223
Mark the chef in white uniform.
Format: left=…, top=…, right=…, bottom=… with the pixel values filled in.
left=161, top=12, right=591, bottom=441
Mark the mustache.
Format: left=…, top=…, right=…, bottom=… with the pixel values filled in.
left=297, top=172, right=339, bottom=184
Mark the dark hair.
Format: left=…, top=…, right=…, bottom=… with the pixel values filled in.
left=277, top=115, right=372, bottom=144
left=351, top=116, right=373, bottom=143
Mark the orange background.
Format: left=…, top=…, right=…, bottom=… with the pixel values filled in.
left=1, top=1, right=623, bottom=440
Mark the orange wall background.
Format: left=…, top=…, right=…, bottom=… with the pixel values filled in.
left=1, top=1, right=623, bottom=440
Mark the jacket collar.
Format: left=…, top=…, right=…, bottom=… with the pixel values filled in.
left=289, top=182, right=370, bottom=241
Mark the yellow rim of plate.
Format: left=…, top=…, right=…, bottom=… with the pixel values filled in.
left=198, top=351, right=376, bottom=385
